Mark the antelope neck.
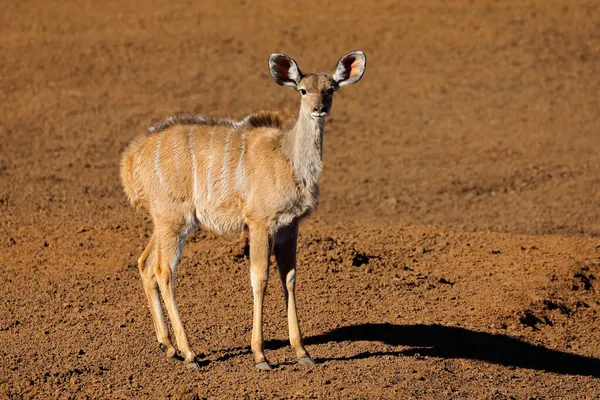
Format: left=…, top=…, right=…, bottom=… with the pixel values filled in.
left=284, top=109, right=324, bottom=189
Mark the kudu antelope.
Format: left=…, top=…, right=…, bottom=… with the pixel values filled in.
left=120, top=51, right=366, bottom=370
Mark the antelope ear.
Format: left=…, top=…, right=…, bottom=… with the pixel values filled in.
left=269, top=53, right=302, bottom=89
left=332, top=51, right=366, bottom=88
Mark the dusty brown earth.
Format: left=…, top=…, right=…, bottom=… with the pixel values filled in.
left=2, top=0, right=600, bottom=398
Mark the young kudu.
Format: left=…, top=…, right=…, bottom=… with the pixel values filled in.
left=120, top=51, right=366, bottom=370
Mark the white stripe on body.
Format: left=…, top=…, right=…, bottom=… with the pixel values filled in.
left=206, top=128, right=216, bottom=203
left=172, top=130, right=181, bottom=178
left=218, top=128, right=233, bottom=201
left=234, top=130, right=247, bottom=198
left=188, top=128, right=200, bottom=207
left=155, top=136, right=164, bottom=184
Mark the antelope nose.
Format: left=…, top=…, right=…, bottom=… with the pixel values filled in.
left=313, top=106, right=326, bottom=113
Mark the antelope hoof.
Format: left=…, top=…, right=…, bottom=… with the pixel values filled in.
left=255, top=361, right=273, bottom=371
left=298, top=356, right=316, bottom=365
left=159, top=343, right=178, bottom=360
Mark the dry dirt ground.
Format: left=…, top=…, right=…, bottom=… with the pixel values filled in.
left=2, top=0, right=600, bottom=398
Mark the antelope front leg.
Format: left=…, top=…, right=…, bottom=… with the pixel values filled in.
left=248, top=224, right=272, bottom=370
left=274, top=224, right=315, bottom=365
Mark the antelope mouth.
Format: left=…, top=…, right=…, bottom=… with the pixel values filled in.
left=311, top=111, right=328, bottom=119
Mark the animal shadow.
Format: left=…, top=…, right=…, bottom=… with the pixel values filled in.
left=252, top=323, right=600, bottom=376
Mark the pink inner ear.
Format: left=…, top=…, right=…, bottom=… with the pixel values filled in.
left=349, top=58, right=364, bottom=78
left=274, top=65, right=290, bottom=80
left=273, top=57, right=292, bottom=82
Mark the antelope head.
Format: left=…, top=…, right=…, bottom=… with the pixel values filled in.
left=268, top=51, right=367, bottom=120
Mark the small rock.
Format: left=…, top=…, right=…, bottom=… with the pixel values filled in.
left=415, top=246, right=426, bottom=254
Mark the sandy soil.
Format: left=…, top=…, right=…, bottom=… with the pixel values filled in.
left=2, top=0, right=600, bottom=398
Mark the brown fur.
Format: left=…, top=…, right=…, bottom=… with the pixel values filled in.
left=245, top=110, right=287, bottom=129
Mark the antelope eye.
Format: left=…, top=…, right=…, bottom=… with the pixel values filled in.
left=299, top=89, right=307, bottom=95
left=325, top=88, right=334, bottom=96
